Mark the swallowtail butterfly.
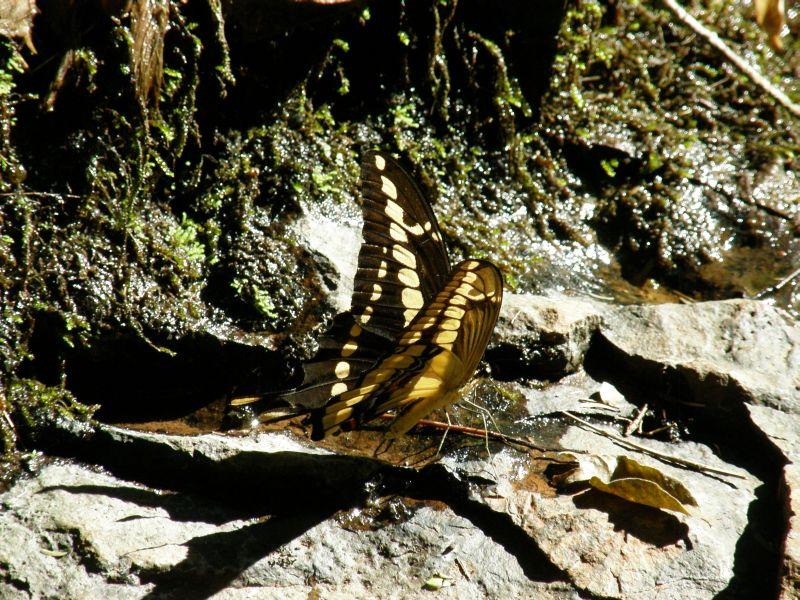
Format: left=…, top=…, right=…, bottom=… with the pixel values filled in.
left=243, top=151, right=504, bottom=440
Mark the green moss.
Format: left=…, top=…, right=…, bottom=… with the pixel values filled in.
left=7, top=379, right=96, bottom=436
left=167, top=214, right=207, bottom=279
left=0, top=43, right=25, bottom=97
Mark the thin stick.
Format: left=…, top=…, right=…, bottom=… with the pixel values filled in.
left=561, top=411, right=746, bottom=479
left=454, top=557, right=471, bottom=582
left=1, top=410, right=13, bottom=431
left=0, top=192, right=82, bottom=199
left=753, top=265, right=800, bottom=299
left=624, top=403, right=648, bottom=437
left=659, top=0, right=800, bottom=117
left=376, top=414, right=558, bottom=454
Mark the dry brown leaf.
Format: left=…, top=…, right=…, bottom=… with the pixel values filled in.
left=610, top=456, right=698, bottom=507
left=588, top=476, right=690, bottom=514
left=753, top=0, right=785, bottom=50
left=554, top=453, right=698, bottom=515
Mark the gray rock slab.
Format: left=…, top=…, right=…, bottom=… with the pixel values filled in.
left=442, top=427, right=756, bottom=600
left=492, top=293, right=605, bottom=378
left=600, top=299, right=800, bottom=413
left=747, top=405, right=800, bottom=598
left=514, top=369, right=636, bottom=418
left=0, top=430, right=577, bottom=600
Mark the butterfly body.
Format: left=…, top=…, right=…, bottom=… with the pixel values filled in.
left=258, top=151, right=504, bottom=439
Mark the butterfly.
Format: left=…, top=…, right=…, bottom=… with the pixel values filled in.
left=236, top=151, right=503, bottom=440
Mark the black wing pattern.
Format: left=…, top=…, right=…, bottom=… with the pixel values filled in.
left=278, top=151, right=453, bottom=409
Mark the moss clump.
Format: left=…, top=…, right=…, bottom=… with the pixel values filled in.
left=541, top=0, right=800, bottom=290
left=7, top=378, right=96, bottom=434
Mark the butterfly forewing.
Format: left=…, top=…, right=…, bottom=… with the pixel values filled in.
left=279, top=152, right=452, bottom=408
left=351, top=151, right=451, bottom=339
left=311, top=259, right=504, bottom=439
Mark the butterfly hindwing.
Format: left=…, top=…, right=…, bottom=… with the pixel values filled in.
left=311, top=259, right=504, bottom=439
left=279, top=313, right=391, bottom=408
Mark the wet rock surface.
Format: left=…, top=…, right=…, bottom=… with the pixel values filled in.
left=3, top=293, right=799, bottom=598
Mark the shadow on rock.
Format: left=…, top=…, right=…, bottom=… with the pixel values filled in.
left=38, top=484, right=249, bottom=525
left=36, top=422, right=571, bottom=590
left=40, top=482, right=340, bottom=600
left=136, top=512, right=337, bottom=600
left=35, top=422, right=385, bottom=516
left=572, top=488, right=690, bottom=547
left=401, top=464, right=566, bottom=583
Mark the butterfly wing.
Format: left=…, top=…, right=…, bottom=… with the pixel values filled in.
left=279, top=151, right=452, bottom=409
left=353, top=151, right=451, bottom=338
left=310, top=259, right=504, bottom=439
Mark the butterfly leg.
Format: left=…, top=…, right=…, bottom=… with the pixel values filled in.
left=436, top=411, right=453, bottom=456
left=373, top=431, right=395, bottom=458
left=461, top=397, right=507, bottom=447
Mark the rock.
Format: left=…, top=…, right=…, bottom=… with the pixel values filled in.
left=782, top=463, right=800, bottom=600
left=746, top=405, right=800, bottom=598
left=0, top=428, right=575, bottom=599
left=514, top=369, right=636, bottom=420
left=588, top=298, right=800, bottom=597
left=0, top=0, right=37, bottom=53
left=596, top=299, right=800, bottom=414
left=489, top=293, right=605, bottom=380
left=440, top=425, right=757, bottom=599
left=293, top=207, right=360, bottom=314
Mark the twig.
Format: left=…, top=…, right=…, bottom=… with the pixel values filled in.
left=376, top=414, right=558, bottom=454
left=0, top=192, right=81, bottom=199
left=642, top=425, right=672, bottom=437
left=561, top=411, right=746, bottom=479
left=454, top=557, right=471, bottom=582
left=660, top=0, right=800, bottom=117
left=44, top=49, right=76, bottom=111
left=673, top=289, right=696, bottom=304
left=753, top=265, right=800, bottom=299
left=1, top=410, right=14, bottom=431
left=624, top=403, right=648, bottom=437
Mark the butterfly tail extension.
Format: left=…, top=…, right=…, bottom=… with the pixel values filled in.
left=225, top=393, right=310, bottom=428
